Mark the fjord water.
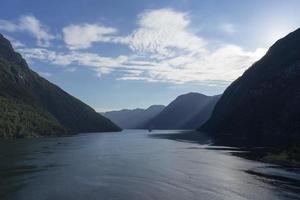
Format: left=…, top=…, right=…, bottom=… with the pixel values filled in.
left=0, top=130, right=299, bottom=200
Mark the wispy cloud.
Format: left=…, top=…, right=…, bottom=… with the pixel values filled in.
left=18, top=48, right=130, bottom=77
left=37, top=71, right=52, bottom=77
left=120, top=8, right=206, bottom=57
left=10, top=9, right=267, bottom=85
left=0, top=15, right=55, bottom=47
left=219, top=22, right=236, bottom=34
left=0, top=20, right=19, bottom=31
left=63, top=24, right=118, bottom=50
left=3, top=35, right=25, bottom=48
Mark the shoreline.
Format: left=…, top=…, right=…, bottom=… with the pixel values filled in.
left=149, top=130, right=300, bottom=168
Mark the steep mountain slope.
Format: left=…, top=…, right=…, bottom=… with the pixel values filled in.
left=103, top=105, right=165, bottom=129
left=0, top=34, right=120, bottom=138
left=183, top=95, right=220, bottom=129
left=200, top=28, right=300, bottom=146
left=0, top=96, right=67, bottom=138
left=147, top=93, right=220, bottom=130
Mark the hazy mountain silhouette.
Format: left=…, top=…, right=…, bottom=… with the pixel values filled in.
left=147, top=93, right=220, bottom=130
left=103, top=105, right=165, bottom=129
left=0, top=34, right=120, bottom=138
left=200, top=28, right=300, bottom=146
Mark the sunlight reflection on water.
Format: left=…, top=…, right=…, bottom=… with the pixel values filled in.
left=0, top=130, right=299, bottom=200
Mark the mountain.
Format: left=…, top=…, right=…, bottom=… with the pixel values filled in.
left=0, top=34, right=120, bottom=138
left=147, top=93, right=220, bottom=130
left=200, top=28, right=300, bottom=147
left=103, top=105, right=165, bottom=129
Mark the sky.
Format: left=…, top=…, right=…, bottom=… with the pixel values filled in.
left=0, top=0, right=300, bottom=111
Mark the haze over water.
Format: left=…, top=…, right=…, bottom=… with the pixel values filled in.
left=1, top=130, right=300, bottom=200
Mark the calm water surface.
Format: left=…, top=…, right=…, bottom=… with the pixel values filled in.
left=0, top=130, right=299, bottom=200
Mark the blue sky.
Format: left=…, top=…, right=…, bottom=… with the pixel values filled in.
left=1, top=0, right=300, bottom=111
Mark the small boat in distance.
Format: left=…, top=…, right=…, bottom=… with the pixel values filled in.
left=148, top=128, right=152, bottom=132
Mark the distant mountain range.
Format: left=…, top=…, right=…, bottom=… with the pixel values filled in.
left=104, top=92, right=220, bottom=130
left=147, top=93, right=220, bottom=130
left=0, top=34, right=120, bottom=138
left=102, top=105, right=165, bottom=129
left=200, top=28, right=300, bottom=147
